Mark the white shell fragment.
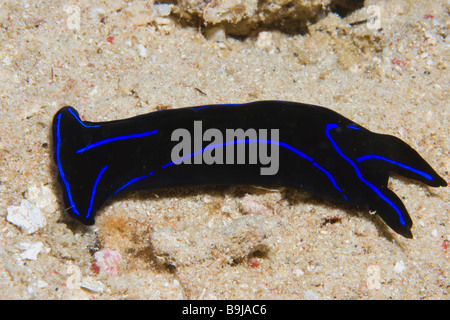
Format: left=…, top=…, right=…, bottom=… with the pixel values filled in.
left=153, top=3, right=172, bottom=17
left=27, top=184, right=58, bottom=214
left=6, top=199, right=46, bottom=234
left=394, top=260, right=406, bottom=274
left=80, top=276, right=105, bottom=293
left=19, top=242, right=44, bottom=261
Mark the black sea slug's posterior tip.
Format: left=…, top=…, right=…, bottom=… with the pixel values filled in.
left=397, top=228, right=413, bottom=239
left=84, top=216, right=96, bottom=226
left=437, top=177, right=448, bottom=187
left=423, top=167, right=447, bottom=188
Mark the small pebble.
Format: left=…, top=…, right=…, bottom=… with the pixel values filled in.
left=394, top=260, right=405, bottom=274
left=255, top=31, right=273, bottom=49
left=240, top=194, right=272, bottom=216
left=153, top=3, right=172, bottom=16
left=6, top=199, right=46, bottom=234
left=294, top=269, right=304, bottom=277
left=19, top=242, right=44, bottom=261
left=88, top=7, right=105, bottom=22
left=93, top=249, right=122, bottom=276
left=221, top=205, right=233, bottom=214
left=303, top=290, right=319, bottom=300
left=27, top=184, right=58, bottom=214
left=137, top=43, right=147, bottom=57
left=80, top=276, right=105, bottom=293
left=205, top=26, right=226, bottom=42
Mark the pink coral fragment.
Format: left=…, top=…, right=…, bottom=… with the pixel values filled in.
left=93, top=249, right=122, bottom=276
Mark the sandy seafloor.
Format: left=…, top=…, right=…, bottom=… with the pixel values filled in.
left=0, top=0, right=448, bottom=300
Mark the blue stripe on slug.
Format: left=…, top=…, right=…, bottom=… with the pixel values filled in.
left=162, top=138, right=346, bottom=199
left=356, top=154, right=434, bottom=181
left=55, top=113, right=81, bottom=216
left=76, top=130, right=158, bottom=153
left=67, top=108, right=101, bottom=128
left=325, top=123, right=407, bottom=226
left=86, top=165, right=108, bottom=219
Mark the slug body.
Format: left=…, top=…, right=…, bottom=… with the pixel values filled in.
left=52, top=101, right=447, bottom=238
